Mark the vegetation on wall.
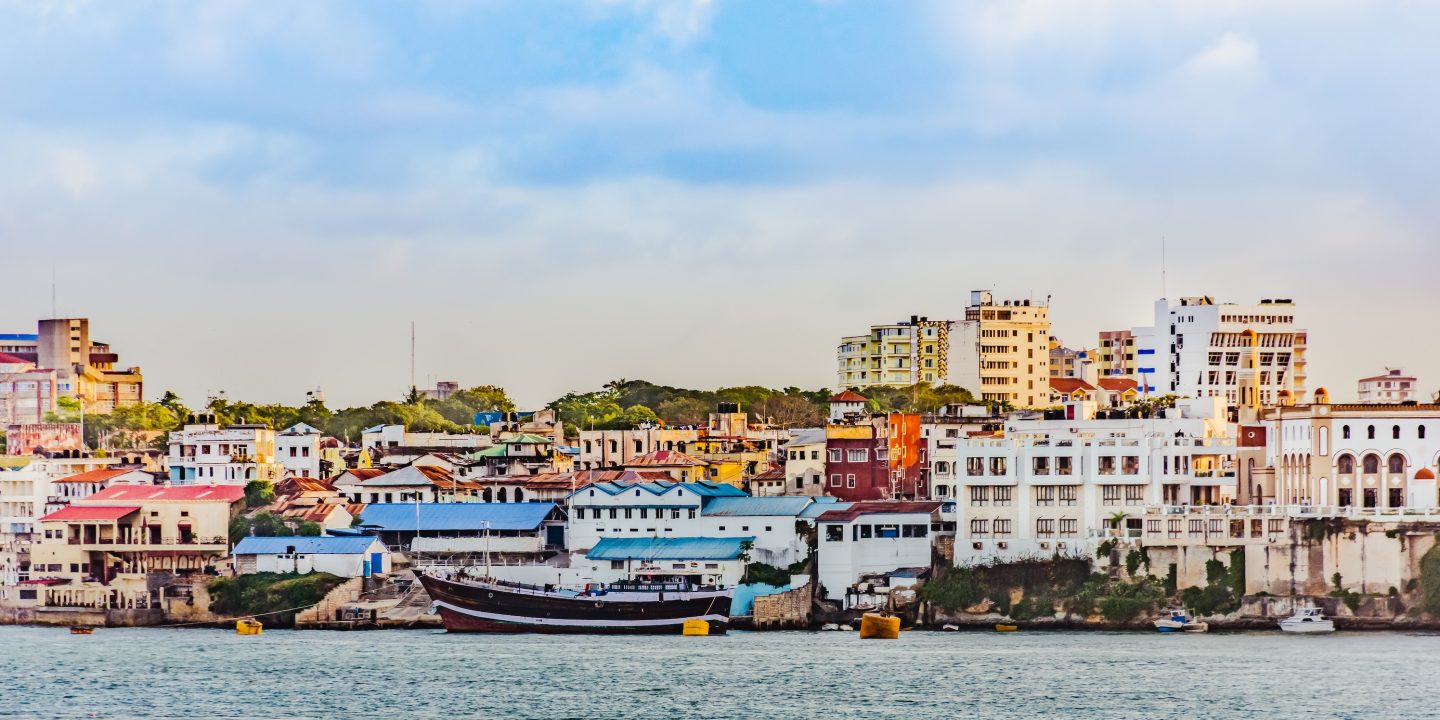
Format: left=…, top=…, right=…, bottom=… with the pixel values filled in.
left=207, top=572, right=345, bottom=627
left=1420, top=543, right=1440, bottom=615
left=228, top=510, right=322, bottom=545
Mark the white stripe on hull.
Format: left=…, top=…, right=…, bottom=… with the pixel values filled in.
left=434, top=599, right=728, bottom=628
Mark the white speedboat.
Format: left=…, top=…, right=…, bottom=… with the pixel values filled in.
left=1154, top=609, right=1209, bottom=633
left=1279, top=605, right=1335, bottom=633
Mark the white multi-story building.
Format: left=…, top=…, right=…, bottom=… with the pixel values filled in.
left=276, top=423, right=323, bottom=479
left=1131, top=296, right=1308, bottom=407
left=780, top=428, right=826, bottom=496
left=166, top=418, right=282, bottom=485
left=1357, top=369, right=1417, bottom=405
left=814, top=502, right=940, bottom=604
left=932, top=398, right=1236, bottom=564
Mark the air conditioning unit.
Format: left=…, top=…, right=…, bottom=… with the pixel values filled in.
left=1038, top=542, right=1049, bottom=550
left=972, top=542, right=983, bottom=550
left=1057, top=542, right=1067, bottom=550
left=997, top=542, right=1009, bottom=550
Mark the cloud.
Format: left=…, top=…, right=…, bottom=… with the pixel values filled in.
left=1183, top=31, right=1261, bottom=77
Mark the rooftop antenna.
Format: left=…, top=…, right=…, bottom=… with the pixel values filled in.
left=1161, top=236, right=1168, bottom=301
left=410, top=321, right=417, bottom=397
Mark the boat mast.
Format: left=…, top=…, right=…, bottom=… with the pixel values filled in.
left=484, top=520, right=492, bottom=580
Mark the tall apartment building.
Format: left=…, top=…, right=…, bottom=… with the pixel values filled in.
left=0, top=319, right=143, bottom=412
left=836, top=316, right=954, bottom=390
left=0, top=353, right=57, bottom=426
left=1131, top=297, right=1307, bottom=407
left=1357, top=369, right=1417, bottom=404
left=1096, top=330, right=1136, bottom=378
left=952, top=291, right=1051, bottom=408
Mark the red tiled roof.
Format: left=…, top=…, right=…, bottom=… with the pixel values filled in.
left=1097, top=378, right=1139, bottom=393
left=815, top=501, right=941, bottom=522
left=82, top=485, right=245, bottom=503
left=55, top=468, right=142, bottom=485
left=624, top=450, right=708, bottom=467
left=0, top=352, right=31, bottom=364
left=338, top=469, right=386, bottom=482
left=39, top=505, right=141, bottom=522
left=829, top=390, right=868, bottom=403
left=1049, top=378, right=1096, bottom=394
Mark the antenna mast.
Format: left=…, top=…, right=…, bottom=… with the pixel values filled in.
left=410, top=321, right=416, bottom=395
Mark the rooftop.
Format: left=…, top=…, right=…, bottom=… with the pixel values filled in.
left=233, top=536, right=380, bottom=556
left=356, top=502, right=556, bottom=532
left=55, top=468, right=145, bottom=485
left=624, top=450, right=708, bottom=468
left=700, top=496, right=816, bottom=517
left=573, top=480, right=748, bottom=500
left=829, top=390, right=868, bottom=403
left=38, top=505, right=141, bottom=522
left=83, top=484, right=245, bottom=504
left=814, top=501, right=942, bottom=522
left=586, top=536, right=753, bottom=562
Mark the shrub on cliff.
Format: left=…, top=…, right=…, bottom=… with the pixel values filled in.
left=1421, top=543, right=1440, bottom=615
left=208, top=572, right=345, bottom=627
left=918, top=568, right=985, bottom=611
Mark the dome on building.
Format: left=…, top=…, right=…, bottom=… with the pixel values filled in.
left=1415, top=468, right=1436, bottom=481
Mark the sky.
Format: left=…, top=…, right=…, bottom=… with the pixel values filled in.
left=0, top=0, right=1436, bottom=410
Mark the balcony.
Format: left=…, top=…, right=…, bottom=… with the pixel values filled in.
left=64, top=536, right=228, bottom=550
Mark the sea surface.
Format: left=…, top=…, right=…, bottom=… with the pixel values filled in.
left=1, top=626, right=1438, bottom=719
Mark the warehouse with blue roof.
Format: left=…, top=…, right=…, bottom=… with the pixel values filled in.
left=232, top=535, right=390, bottom=577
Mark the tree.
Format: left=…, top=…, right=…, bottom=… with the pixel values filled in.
left=757, top=394, right=824, bottom=427
left=548, top=390, right=624, bottom=432
left=615, top=404, right=660, bottom=429
left=245, top=480, right=276, bottom=509
left=657, top=397, right=711, bottom=426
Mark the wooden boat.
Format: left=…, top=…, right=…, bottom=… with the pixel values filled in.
left=69, top=626, right=94, bottom=635
left=994, top=623, right=1019, bottom=633
left=235, top=618, right=264, bottom=635
left=418, top=571, right=732, bottom=634
left=859, top=613, right=900, bottom=639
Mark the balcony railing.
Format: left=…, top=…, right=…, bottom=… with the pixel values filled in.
left=64, top=536, right=227, bottom=547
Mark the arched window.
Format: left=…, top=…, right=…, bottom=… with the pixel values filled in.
left=1389, top=455, right=1405, bottom=474
left=1393, top=425, right=1402, bottom=440
left=1367, top=426, right=1376, bottom=440
left=497, top=487, right=508, bottom=503
left=514, top=488, right=524, bottom=502
left=1363, top=455, right=1380, bottom=474
left=1342, top=425, right=1351, bottom=440
left=483, top=488, right=493, bottom=502
left=1337, top=455, right=1354, bottom=474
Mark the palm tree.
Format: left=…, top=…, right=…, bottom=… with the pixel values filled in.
left=1107, top=511, right=1130, bottom=537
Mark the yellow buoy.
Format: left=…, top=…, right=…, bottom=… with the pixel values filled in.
left=235, top=618, right=263, bottom=635
left=682, top=618, right=710, bottom=636
left=995, top=624, right=1018, bottom=633
left=859, top=613, right=901, bottom=639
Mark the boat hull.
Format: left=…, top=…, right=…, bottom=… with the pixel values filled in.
left=419, top=573, right=732, bottom=635
left=1279, top=621, right=1335, bottom=634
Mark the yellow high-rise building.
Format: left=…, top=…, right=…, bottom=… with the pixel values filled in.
left=836, top=315, right=953, bottom=390
left=956, top=291, right=1051, bottom=408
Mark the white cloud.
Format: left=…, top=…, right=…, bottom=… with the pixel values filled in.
left=1183, top=31, right=1261, bottom=77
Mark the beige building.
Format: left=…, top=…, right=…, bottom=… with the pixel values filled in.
left=1357, top=368, right=1417, bottom=404
left=0, top=319, right=144, bottom=413
left=1096, top=329, right=1135, bottom=379
left=953, top=291, right=1052, bottom=408
left=836, top=315, right=954, bottom=390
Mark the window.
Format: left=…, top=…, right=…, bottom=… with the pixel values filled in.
left=608, top=509, right=617, bottom=519
left=1056, top=457, right=1073, bottom=475
left=846, top=474, right=856, bottom=488
left=993, top=486, right=1013, bottom=506
left=1342, top=425, right=1351, bottom=439
left=623, top=508, right=633, bottom=519
left=1032, top=457, right=1050, bottom=475
left=1338, top=455, right=1354, bottom=474
left=1363, top=455, right=1379, bottom=474
left=1367, top=425, right=1376, bottom=440
left=1389, top=455, right=1405, bottom=474
left=1036, top=518, right=1055, bottom=536
left=825, top=525, right=845, bottom=542
left=1393, top=425, right=1402, bottom=440
left=856, top=525, right=873, bottom=540
left=969, top=518, right=989, bottom=536
left=993, top=519, right=1012, bottom=537
left=1125, top=486, right=1145, bottom=505
left=1058, top=485, right=1078, bottom=506
left=989, top=457, right=1007, bottom=475
left=1035, top=486, right=1055, bottom=506
left=1121, top=456, right=1139, bottom=475
left=1422, top=427, right=1428, bottom=440
left=1098, top=457, right=1116, bottom=475
left=967, top=458, right=984, bottom=476
left=610, top=560, right=624, bottom=570
left=970, top=486, right=990, bottom=506
left=828, top=449, right=842, bottom=463
left=1058, top=519, right=1078, bottom=537
left=1102, top=485, right=1121, bottom=505
left=847, top=449, right=868, bottom=463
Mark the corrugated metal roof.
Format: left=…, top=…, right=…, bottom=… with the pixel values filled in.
left=799, top=499, right=853, bottom=518
left=85, top=485, right=245, bottom=503
left=233, top=536, right=381, bottom=555
left=814, top=501, right=941, bottom=522
left=574, top=480, right=748, bottom=500
left=587, top=536, right=753, bottom=561
left=701, top=497, right=816, bottom=517
left=39, top=505, right=141, bottom=522
left=357, top=502, right=555, bottom=531
left=0, top=333, right=38, bottom=341
left=784, top=428, right=827, bottom=447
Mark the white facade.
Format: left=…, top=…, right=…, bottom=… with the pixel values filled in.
left=934, top=398, right=1236, bottom=564
left=1263, top=404, right=1440, bottom=509
left=167, top=422, right=282, bottom=485
left=816, top=509, right=936, bottom=603
left=782, top=429, right=826, bottom=496
left=237, top=539, right=390, bottom=577
left=276, top=423, right=323, bottom=478
left=565, top=484, right=705, bottom=552
left=1132, top=296, right=1307, bottom=407
left=1357, top=369, right=1417, bottom=405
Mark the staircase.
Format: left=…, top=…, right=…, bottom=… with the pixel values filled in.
left=294, top=577, right=364, bottom=627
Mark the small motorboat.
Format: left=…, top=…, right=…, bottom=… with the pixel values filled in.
left=1279, top=605, right=1335, bottom=633
left=70, top=626, right=94, bottom=635
left=1154, top=609, right=1209, bottom=633
left=994, top=623, right=1019, bottom=633
left=235, top=617, right=264, bottom=635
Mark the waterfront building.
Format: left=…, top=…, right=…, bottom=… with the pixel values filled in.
left=1357, top=368, right=1417, bottom=405
left=276, top=423, right=324, bottom=479
left=1130, top=296, right=1308, bottom=406
left=0, top=319, right=143, bottom=412
left=951, top=291, right=1052, bottom=408
left=814, top=501, right=940, bottom=606
left=580, top=536, right=751, bottom=587
left=232, top=536, right=389, bottom=577
left=836, top=315, right=955, bottom=390
left=166, top=417, right=282, bottom=485
left=564, top=479, right=746, bottom=553
left=356, top=502, right=565, bottom=556
left=932, top=397, right=1235, bottom=564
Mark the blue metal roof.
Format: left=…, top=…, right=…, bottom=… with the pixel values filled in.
left=800, top=499, right=852, bottom=519
left=233, top=536, right=381, bottom=555
left=0, top=334, right=37, bottom=341
left=358, top=502, right=555, bottom=532
left=701, top=496, right=816, bottom=517
left=587, top=536, right=754, bottom=561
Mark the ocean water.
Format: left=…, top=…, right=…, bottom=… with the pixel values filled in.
left=1, top=626, right=1437, bottom=719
